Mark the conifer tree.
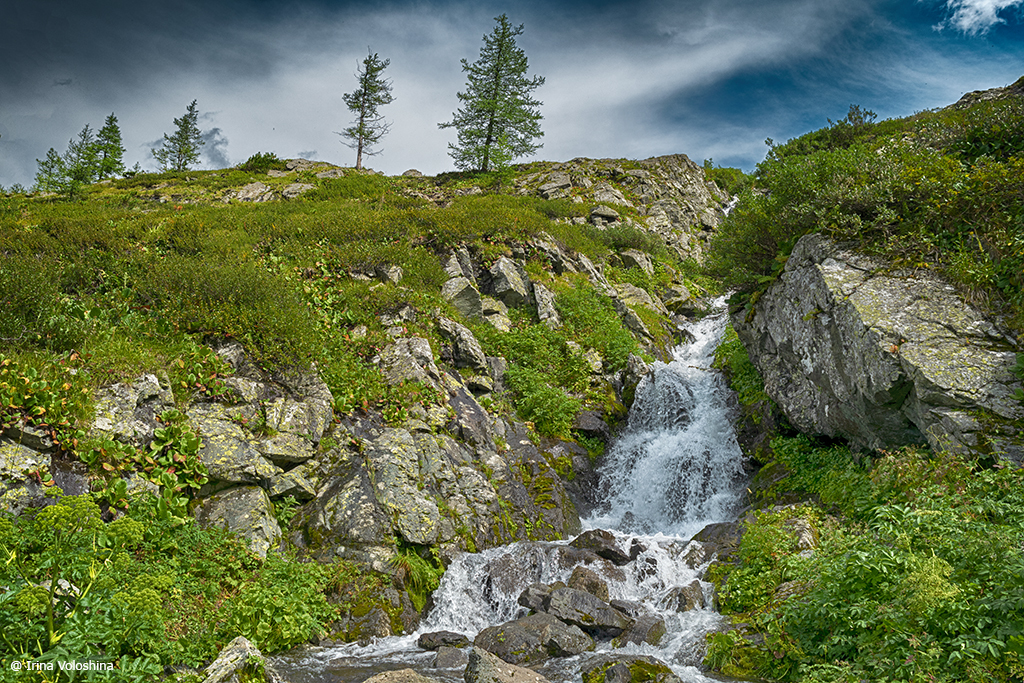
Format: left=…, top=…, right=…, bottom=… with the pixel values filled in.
left=153, top=100, right=204, bottom=171
left=95, top=113, right=126, bottom=179
left=439, top=14, right=545, bottom=172
left=340, top=51, right=395, bottom=170
left=34, top=124, right=101, bottom=197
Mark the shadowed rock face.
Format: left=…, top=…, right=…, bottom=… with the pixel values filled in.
left=735, top=234, right=1024, bottom=462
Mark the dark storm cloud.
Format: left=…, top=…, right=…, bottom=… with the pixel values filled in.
left=2, top=0, right=1022, bottom=187
left=202, top=128, right=232, bottom=169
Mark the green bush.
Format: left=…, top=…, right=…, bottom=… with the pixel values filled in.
left=238, top=152, right=287, bottom=174
left=304, top=173, right=392, bottom=201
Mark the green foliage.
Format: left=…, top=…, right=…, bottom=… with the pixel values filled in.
left=706, top=436, right=1024, bottom=683
left=712, top=324, right=768, bottom=407
left=238, top=152, right=287, bottom=174
left=0, top=355, right=89, bottom=451
left=304, top=172, right=393, bottom=201
left=553, top=279, right=638, bottom=372
left=95, top=113, right=126, bottom=180
left=703, top=159, right=754, bottom=196
left=504, top=366, right=582, bottom=438
left=340, top=51, right=395, bottom=170
left=439, top=14, right=545, bottom=172
left=153, top=100, right=204, bottom=172
left=706, top=92, right=1024, bottom=341
left=387, top=545, right=444, bottom=613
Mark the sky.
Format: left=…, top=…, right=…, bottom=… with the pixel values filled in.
left=1, top=0, right=1022, bottom=188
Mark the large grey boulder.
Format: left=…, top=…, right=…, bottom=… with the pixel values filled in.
left=362, top=670, right=442, bottom=683
left=0, top=438, right=45, bottom=514
left=474, top=612, right=593, bottom=665
left=465, top=646, right=551, bottom=683
left=734, top=234, right=1024, bottom=460
left=545, top=587, right=633, bottom=637
left=193, top=486, right=282, bottom=558
left=489, top=257, right=531, bottom=308
left=191, top=407, right=282, bottom=486
left=581, top=654, right=681, bottom=683
left=443, top=277, right=483, bottom=319
left=365, top=428, right=442, bottom=546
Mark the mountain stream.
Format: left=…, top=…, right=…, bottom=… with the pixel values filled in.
left=274, top=300, right=748, bottom=682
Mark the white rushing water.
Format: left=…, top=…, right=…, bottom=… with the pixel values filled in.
left=275, top=298, right=747, bottom=683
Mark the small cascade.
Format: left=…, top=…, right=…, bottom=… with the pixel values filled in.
left=587, top=298, right=746, bottom=540
left=274, top=298, right=748, bottom=683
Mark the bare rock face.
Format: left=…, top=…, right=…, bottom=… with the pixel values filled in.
left=734, top=234, right=1024, bottom=461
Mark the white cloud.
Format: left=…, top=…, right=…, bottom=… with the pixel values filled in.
left=938, top=0, right=1024, bottom=33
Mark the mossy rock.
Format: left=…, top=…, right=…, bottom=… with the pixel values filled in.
left=581, top=654, right=680, bottom=683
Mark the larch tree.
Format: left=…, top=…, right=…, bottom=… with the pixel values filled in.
left=439, top=14, right=545, bottom=173
left=340, top=51, right=395, bottom=171
left=153, top=100, right=204, bottom=172
left=95, top=113, right=126, bottom=179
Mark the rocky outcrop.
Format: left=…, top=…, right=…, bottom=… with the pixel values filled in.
left=733, top=234, right=1024, bottom=462
left=517, top=155, right=730, bottom=261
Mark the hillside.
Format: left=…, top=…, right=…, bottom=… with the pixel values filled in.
left=1, top=76, right=1023, bottom=683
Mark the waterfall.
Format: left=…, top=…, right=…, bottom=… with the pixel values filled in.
left=273, top=298, right=747, bottom=683
left=587, top=298, right=746, bottom=540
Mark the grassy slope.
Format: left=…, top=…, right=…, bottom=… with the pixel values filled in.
left=704, top=81, right=1024, bottom=683
left=0, top=160, right=694, bottom=678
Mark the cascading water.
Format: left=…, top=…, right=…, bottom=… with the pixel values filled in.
left=274, top=298, right=747, bottom=683
left=588, top=297, right=747, bottom=540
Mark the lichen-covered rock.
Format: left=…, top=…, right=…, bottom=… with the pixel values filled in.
left=380, top=338, right=444, bottom=391
left=193, top=486, right=282, bottom=558
left=365, top=428, right=442, bottom=546
left=613, top=283, right=669, bottom=316
left=733, top=233, right=1024, bottom=461
left=191, top=410, right=282, bottom=485
left=659, top=580, right=707, bottom=612
left=202, top=636, right=283, bottom=683
left=362, top=670, right=442, bottom=683
left=619, top=250, right=654, bottom=276
left=465, top=646, right=551, bottom=683
left=91, top=373, right=175, bottom=446
left=533, top=283, right=561, bottom=329
left=0, top=438, right=45, bottom=514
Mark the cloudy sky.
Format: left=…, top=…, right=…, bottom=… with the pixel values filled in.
left=1, top=0, right=1022, bottom=188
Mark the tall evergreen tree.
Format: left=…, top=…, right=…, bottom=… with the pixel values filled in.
left=439, top=14, right=545, bottom=172
left=340, top=51, right=395, bottom=171
left=95, top=113, right=126, bottom=179
left=153, top=100, right=204, bottom=171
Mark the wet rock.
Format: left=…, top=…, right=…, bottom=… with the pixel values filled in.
left=419, top=630, right=470, bottom=650
left=518, top=582, right=554, bottom=613
left=434, top=646, right=470, bottom=668
left=545, top=587, right=632, bottom=637
left=580, top=654, right=681, bottom=683
left=362, top=670, right=441, bottom=683
left=202, top=636, right=283, bottom=683
left=691, top=522, right=742, bottom=564
left=613, top=613, right=667, bottom=647
left=569, top=529, right=631, bottom=565
left=568, top=566, right=610, bottom=602
left=193, top=486, right=282, bottom=559
left=465, top=646, right=551, bottom=683
left=572, top=411, right=611, bottom=441
left=660, top=580, right=706, bottom=612
left=474, top=612, right=593, bottom=665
